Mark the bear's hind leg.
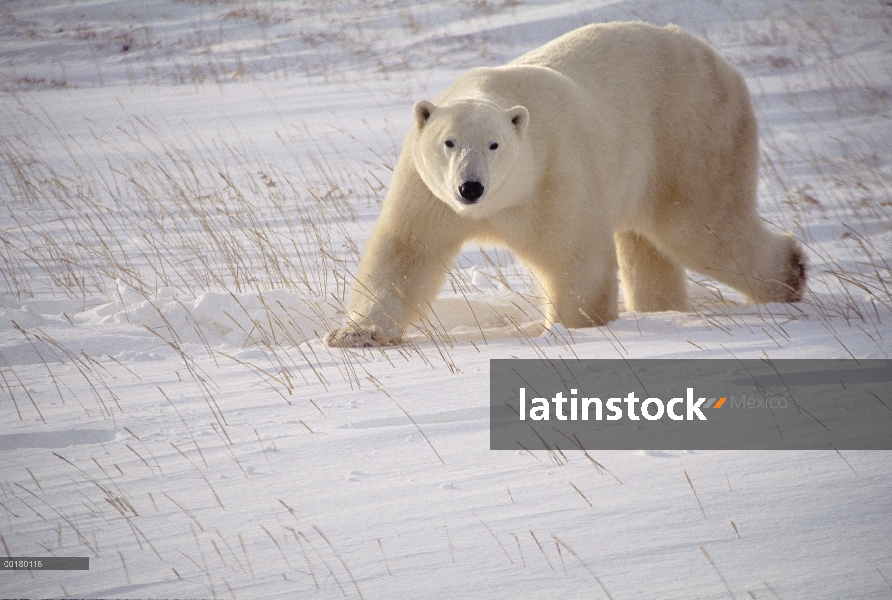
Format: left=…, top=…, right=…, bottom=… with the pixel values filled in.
left=655, top=215, right=806, bottom=305
left=615, top=231, right=689, bottom=312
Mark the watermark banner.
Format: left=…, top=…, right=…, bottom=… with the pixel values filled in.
left=490, top=359, right=892, bottom=450
left=2, top=557, right=89, bottom=570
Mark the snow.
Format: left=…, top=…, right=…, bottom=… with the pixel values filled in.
left=1, top=0, right=891, bottom=598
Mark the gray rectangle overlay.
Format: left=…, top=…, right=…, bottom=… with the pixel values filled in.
left=1, top=557, right=89, bottom=570
left=490, top=359, right=892, bottom=450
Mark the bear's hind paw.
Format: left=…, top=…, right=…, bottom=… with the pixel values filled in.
left=784, top=244, right=807, bottom=302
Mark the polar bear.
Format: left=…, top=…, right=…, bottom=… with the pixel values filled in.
left=325, top=22, right=805, bottom=347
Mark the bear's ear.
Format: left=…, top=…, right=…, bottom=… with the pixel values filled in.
left=507, top=106, right=529, bottom=138
left=413, top=100, right=436, bottom=130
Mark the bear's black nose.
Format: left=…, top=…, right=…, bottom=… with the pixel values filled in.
left=458, top=181, right=484, bottom=203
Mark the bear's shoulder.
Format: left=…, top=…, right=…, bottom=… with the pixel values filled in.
left=436, top=64, right=583, bottom=108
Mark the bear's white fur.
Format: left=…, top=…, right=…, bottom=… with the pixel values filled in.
left=325, top=22, right=805, bottom=347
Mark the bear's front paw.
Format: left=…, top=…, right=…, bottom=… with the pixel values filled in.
left=323, top=326, right=402, bottom=348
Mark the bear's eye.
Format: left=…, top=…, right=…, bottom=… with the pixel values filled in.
left=489, top=143, right=499, bottom=150
left=444, top=140, right=454, bottom=148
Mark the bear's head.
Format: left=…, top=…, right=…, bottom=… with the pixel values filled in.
left=411, top=97, right=529, bottom=219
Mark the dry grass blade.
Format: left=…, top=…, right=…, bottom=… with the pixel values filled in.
left=552, top=534, right=615, bottom=599
left=476, top=515, right=513, bottom=565
left=364, top=370, right=445, bottom=465
left=685, top=470, right=708, bottom=521
left=568, top=481, right=593, bottom=507
left=701, top=546, right=738, bottom=600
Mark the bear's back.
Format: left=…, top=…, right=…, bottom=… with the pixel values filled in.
left=513, top=22, right=742, bottom=98
left=511, top=22, right=753, bottom=153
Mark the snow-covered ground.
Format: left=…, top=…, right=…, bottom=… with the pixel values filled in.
left=1, top=0, right=891, bottom=598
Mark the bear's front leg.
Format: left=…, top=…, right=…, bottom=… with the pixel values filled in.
left=530, top=239, right=619, bottom=330
left=324, top=208, right=466, bottom=348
